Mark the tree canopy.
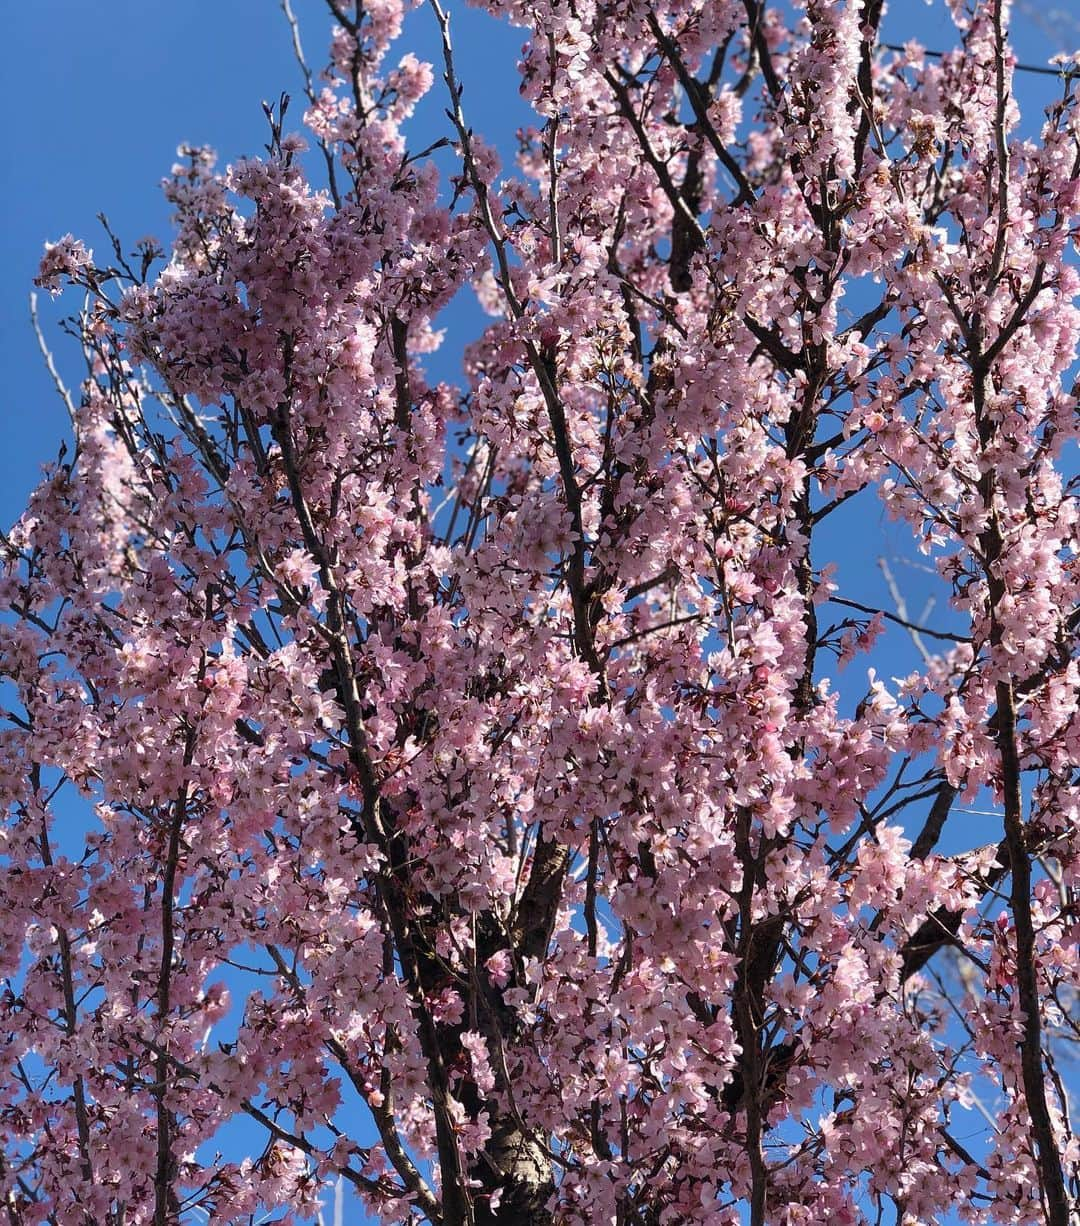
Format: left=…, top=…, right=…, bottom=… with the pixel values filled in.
left=3, top=1, right=1080, bottom=1222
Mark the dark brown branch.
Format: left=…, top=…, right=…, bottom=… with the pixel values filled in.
left=852, top=0, right=886, bottom=176
left=154, top=708, right=201, bottom=1226
left=827, top=595, right=969, bottom=642
left=988, top=0, right=1012, bottom=288
left=971, top=276, right=1068, bottom=1217
left=995, top=676, right=1068, bottom=1223
left=603, top=69, right=707, bottom=268
left=733, top=808, right=770, bottom=1226
left=909, top=782, right=959, bottom=861
left=644, top=11, right=755, bottom=207
left=741, top=0, right=783, bottom=101
left=32, top=765, right=94, bottom=1209
left=390, top=314, right=413, bottom=434
left=265, top=944, right=443, bottom=1221
left=881, top=42, right=1074, bottom=78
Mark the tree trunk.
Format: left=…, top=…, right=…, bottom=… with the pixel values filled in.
left=472, top=1119, right=554, bottom=1226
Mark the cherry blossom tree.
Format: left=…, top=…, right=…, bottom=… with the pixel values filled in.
left=3, top=0, right=1080, bottom=1222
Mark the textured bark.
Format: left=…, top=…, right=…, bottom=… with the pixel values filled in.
left=473, top=1122, right=554, bottom=1226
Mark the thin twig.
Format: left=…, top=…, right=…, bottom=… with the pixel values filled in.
left=829, top=593, right=967, bottom=644
left=878, top=556, right=934, bottom=663
left=881, top=42, right=1075, bottom=78
left=281, top=0, right=343, bottom=208
left=29, top=294, right=77, bottom=429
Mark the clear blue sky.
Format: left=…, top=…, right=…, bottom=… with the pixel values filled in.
left=1, top=3, right=1075, bottom=1224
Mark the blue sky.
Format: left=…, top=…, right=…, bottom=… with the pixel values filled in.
left=2, top=2, right=1077, bottom=1223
